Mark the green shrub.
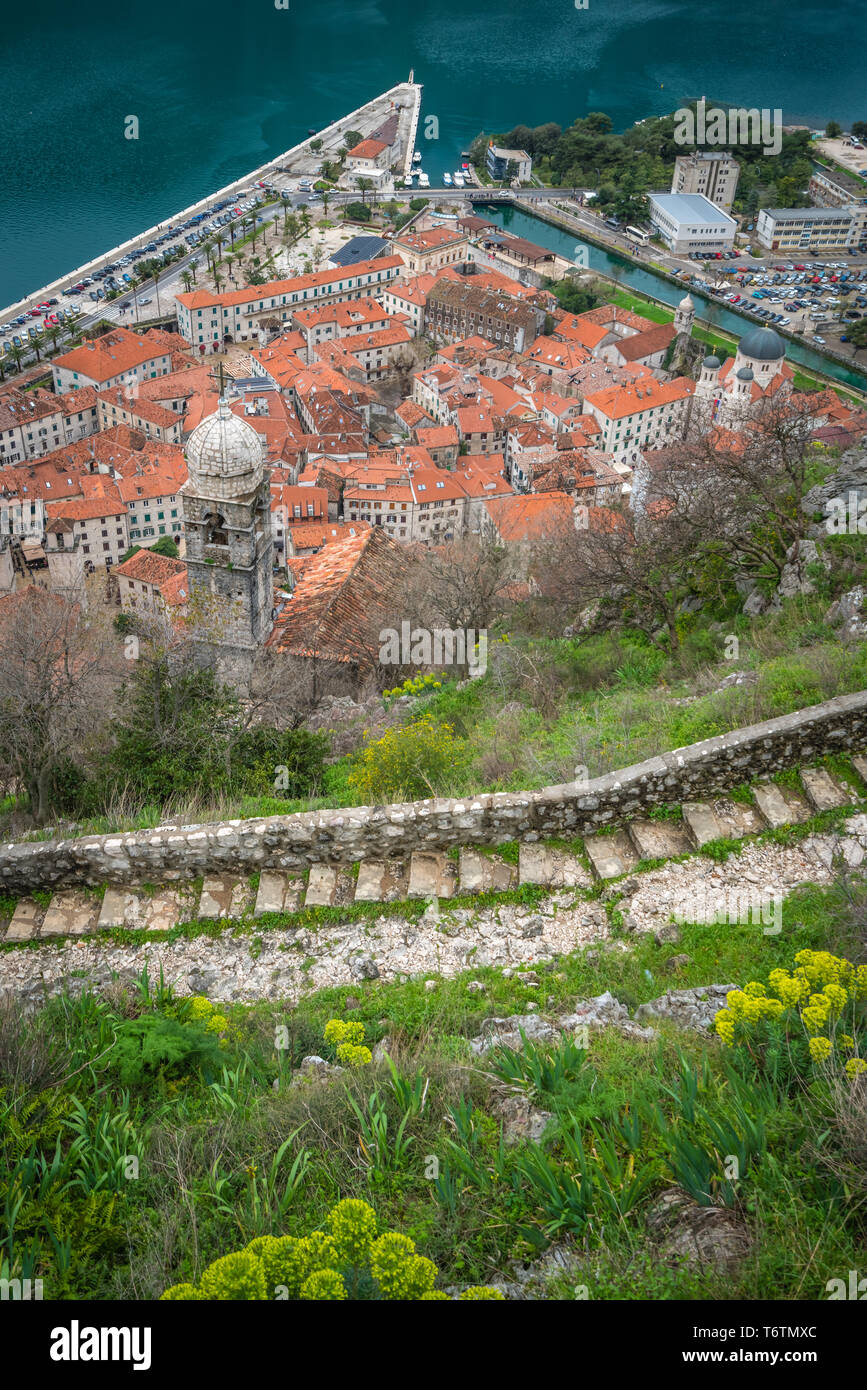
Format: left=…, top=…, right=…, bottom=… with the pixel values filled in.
left=106, top=1016, right=225, bottom=1088
left=348, top=714, right=468, bottom=801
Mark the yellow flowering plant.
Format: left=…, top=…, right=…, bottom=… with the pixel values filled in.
left=714, top=950, right=866, bottom=1078
left=323, top=1018, right=372, bottom=1068
left=159, top=1198, right=504, bottom=1301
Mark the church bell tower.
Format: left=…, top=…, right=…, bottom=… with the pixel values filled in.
left=180, top=369, right=273, bottom=687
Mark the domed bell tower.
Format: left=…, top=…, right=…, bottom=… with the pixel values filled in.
left=180, top=367, right=273, bottom=686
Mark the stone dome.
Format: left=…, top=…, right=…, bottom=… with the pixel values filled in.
left=679, top=293, right=695, bottom=310
left=738, top=325, right=785, bottom=362
left=185, top=397, right=265, bottom=499
left=702, top=354, right=721, bottom=369
left=737, top=366, right=754, bottom=382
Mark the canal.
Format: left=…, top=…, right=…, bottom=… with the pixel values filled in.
left=479, top=203, right=867, bottom=394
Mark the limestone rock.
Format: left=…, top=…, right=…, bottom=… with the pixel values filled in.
left=635, top=983, right=735, bottom=1032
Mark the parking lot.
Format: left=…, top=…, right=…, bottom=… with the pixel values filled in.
left=671, top=253, right=867, bottom=351
left=0, top=185, right=317, bottom=366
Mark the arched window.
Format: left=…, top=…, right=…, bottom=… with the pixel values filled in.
left=204, top=511, right=228, bottom=546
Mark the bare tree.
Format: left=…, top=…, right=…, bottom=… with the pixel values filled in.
left=0, top=590, right=120, bottom=823
left=651, top=393, right=820, bottom=584
left=540, top=503, right=696, bottom=650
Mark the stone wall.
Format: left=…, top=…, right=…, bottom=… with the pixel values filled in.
left=2, top=691, right=865, bottom=895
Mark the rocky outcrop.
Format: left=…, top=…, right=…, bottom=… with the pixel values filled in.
left=827, top=587, right=867, bottom=640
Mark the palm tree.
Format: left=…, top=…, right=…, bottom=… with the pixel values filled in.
left=321, top=190, right=331, bottom=217
left=48, top=326, right=63, bottom=356
left=180, top=270, right=194, bottom=295
left=357, top=176, right=373, bottom=207
left=224, top=253, right=236, bottom=282
left=8, top=343, right=25, bottom=375
left=300, top=208, right=312, bottom=238
left=214, top=232, right=225, bottom=263
left=30, top=327, right=44, bottom=363
left=284, top=213, right=300, bottom=245
left=151, top=267, right=163, bottom=316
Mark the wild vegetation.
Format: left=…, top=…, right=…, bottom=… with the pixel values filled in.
left=1, top=876, right=864, bottom=1299
left=470, top=106, right=818, bottom=221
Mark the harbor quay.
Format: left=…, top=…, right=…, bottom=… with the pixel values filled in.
left=0, top=80, right=422, bottom=329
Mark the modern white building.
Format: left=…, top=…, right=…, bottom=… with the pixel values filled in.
left=647, top=192, right=737, bottom=254
left=756, top=204, right=867, bottom=251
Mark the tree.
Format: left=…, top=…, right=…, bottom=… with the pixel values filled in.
left=356, top=176, right=374, bottom=207
left=825, top=120, right=842, bottom=138
left=0, top=591, right=119, bottom=824
left=845, top=318, right=867, bottom=352
left=180, top=270, right=194, bottom=295
left=547, top=275, right=599, bottom=314
left=646, top=395, right=821, bottom=588
left=344, top=202, right=372, bottom=223
left=151, top=266, right=163, bottom=316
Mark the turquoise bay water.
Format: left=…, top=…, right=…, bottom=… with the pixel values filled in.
left=2, top=0, right=866, bottom=305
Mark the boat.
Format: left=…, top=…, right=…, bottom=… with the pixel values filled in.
left=418, top=171, right=430, bottom=188
left=403, top=175, right=414, bottom=187
left=452, top=172, right=465, bottom=188
left=442, top=172, right=453, bottom=187
left=412, top=151, right=422, bottom=164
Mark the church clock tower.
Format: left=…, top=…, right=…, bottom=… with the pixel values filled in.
left=180, top=373, right=273, bottom=687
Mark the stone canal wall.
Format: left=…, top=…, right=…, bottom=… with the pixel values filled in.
left=0, top=691, right=865, bottom=895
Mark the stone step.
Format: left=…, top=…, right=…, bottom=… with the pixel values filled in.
left=708, top=797, right=766, bottom=840
left=851, top=753, right=867, bottom=784
left=5, top=897, right=43, bottom=942
left=518, top=843, right=590, bottom=888
left=627, top=819, right=693, bottom=862
left=40, top=890, right=101, bottom=938
left=681, top=802, right=722, bottom=849
left=254, top=871, right=304, bottom=918
left=681, top=798, right=766, bottom=848
left=582, top=831, right=640, bottom=881
left=354, top=860, right=409, bottom=903
left=98, top=886, right=193, bottom=932
left=459, top=848, right=517, bottom=895
left=407, top=851, right=458, bottom=899
left=197, top=875, right=255, bottom=921
left=753, top=781, right=812, bottom=829
left=305, top=865, right=339, bottom=908
left=800, top=766, right=858, bottom=813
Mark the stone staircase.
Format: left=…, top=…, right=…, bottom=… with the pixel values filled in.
left=3, top=760, right=864, bottom=945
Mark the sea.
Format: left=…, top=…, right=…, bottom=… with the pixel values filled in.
left=1, top=0, right=866, bottom=306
